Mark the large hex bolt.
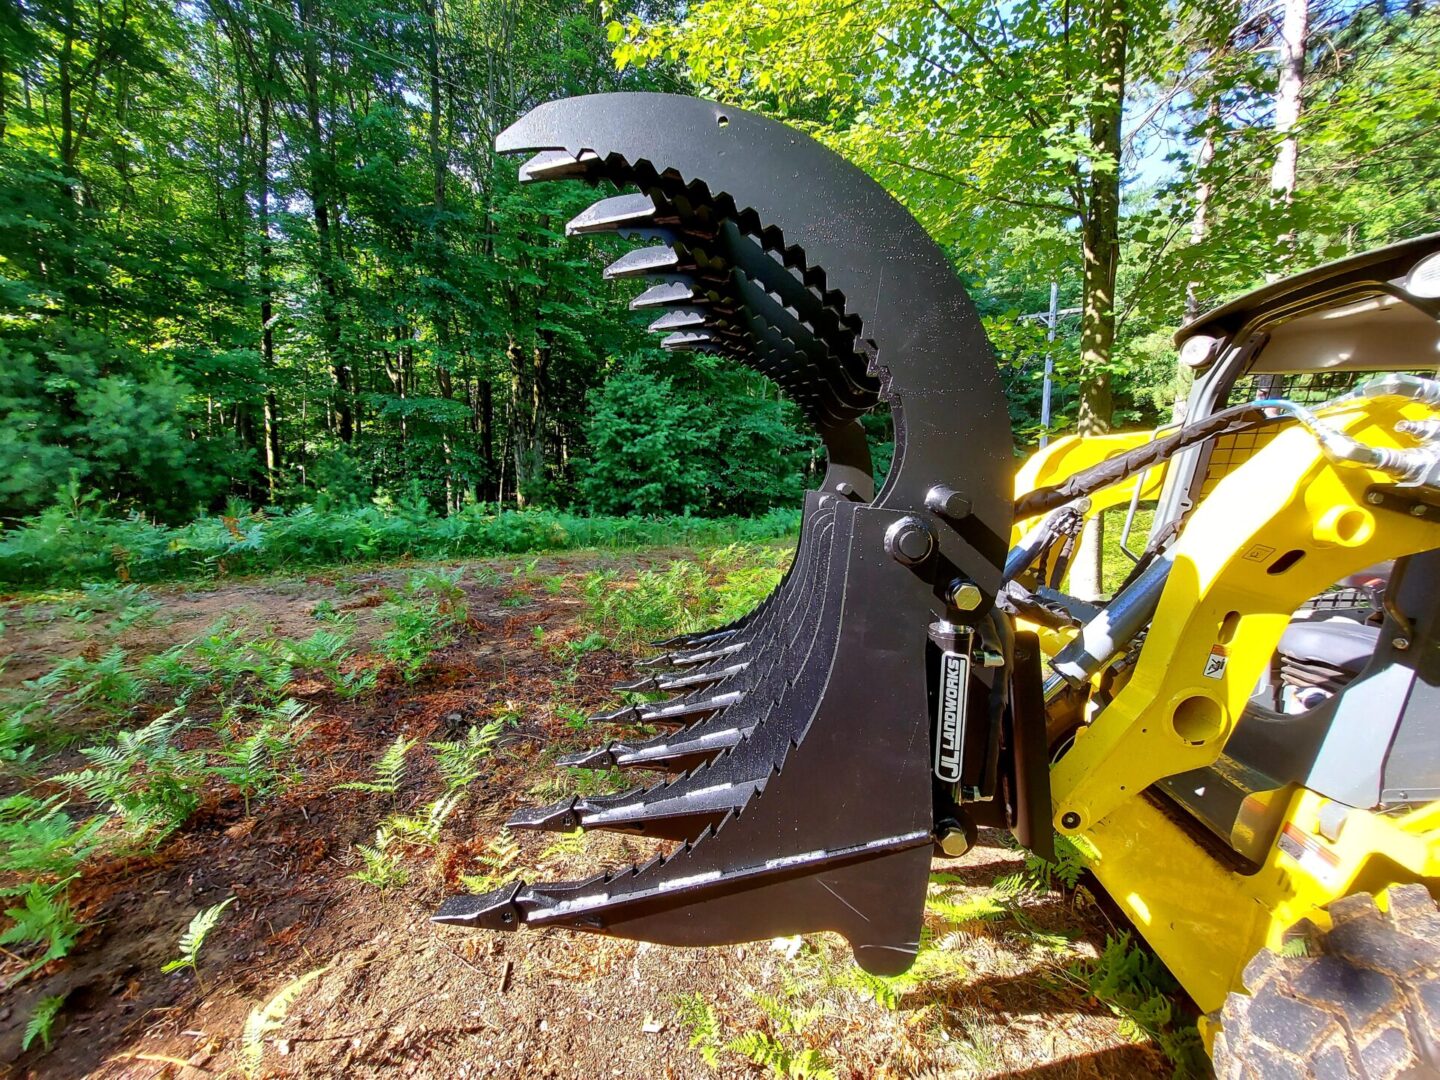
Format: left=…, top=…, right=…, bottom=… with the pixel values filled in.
left=885, top=516, right=935, bottom=566
left=948, top=578, right=983, bottom=611
left=934, top=815, right=977, bottom=858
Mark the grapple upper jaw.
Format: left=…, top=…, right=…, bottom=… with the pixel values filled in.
left=436, top=93, right=1014, bottom=976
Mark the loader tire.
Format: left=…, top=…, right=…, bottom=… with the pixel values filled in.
left=1211, top=884, right=1440, bottom=1080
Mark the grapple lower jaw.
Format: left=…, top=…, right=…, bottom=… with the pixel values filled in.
left=433, top=93, right=1014, bottom=976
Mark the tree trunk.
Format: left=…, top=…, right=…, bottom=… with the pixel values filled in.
left=1173, top=99, right=1221, bottom=424
left=425, top=0, right=446, bottom=210
left=1269, top=0, right=1309, bottom=265
left=299, top=0, right=351, bottom=443
left=257, top=80, right=281, bottom=499
left=1070, top=0, right=1129, bottom=601
left=1184, top=103, right=1219, bottom=325
left=479, top=380, right=495, bottom=501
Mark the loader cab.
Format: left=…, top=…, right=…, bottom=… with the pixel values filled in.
left=1149, top=235, right=1440, bottom=864
left=1163, top=234, right=1440, bottom=532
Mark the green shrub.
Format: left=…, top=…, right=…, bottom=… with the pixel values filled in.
left=0, top=501, right=801, bottom=590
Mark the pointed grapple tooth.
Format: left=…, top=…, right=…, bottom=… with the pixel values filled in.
left=604, top=246, right=680, bottom=280
left=571, top=777, right=766, bottom=840
left=557, top=725, right=745, bottom=773
left=555, top=744, right=624, bottom=769
left=630, top=281, right=699, bottom=310
left=588, top=703, right=644, bottom=724
left=654, top=661, right=749, bottom=692
left=634, top=690, right=743, bottom=726
left=648, top=308, right=709, bottom=333
left=433, top=882, right=526, bottom=929
left=633, top=640, right=746, bottom=670
left=506, top=799, right=582, bottom=831
left=630, top=642, right=743, bottom=668
left=612, top=673, right=661, bottom=693
left=648, top=626, right=738, bottom=649
left=660, top=330, right=718, bottom=351
left=518, top=149, right=599, bottom=182
left=566, top=192, right=657, bottom=236
left=610, top=723, right=748, bottom=770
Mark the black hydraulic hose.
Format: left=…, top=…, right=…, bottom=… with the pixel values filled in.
left=1014, top=402, right=1286, bottom=521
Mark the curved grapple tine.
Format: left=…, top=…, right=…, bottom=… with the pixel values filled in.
left=573, top=504, right=840, bottom=773
left=528, top=504, right=844, bottom=837
left=435, top=93, right=1012, bottom=975
left=616, top=660, right=748, bottom=690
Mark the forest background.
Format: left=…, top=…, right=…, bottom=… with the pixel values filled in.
left=0, top=0, right=1435, bottom=584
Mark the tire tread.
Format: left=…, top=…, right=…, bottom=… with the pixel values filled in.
left=1213, top=885, right=1440, bottom=1080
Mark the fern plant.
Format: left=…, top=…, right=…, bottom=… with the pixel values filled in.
left=332, top=734, right=415, bottom=795
left=999, top=833, right=1096, bottom=893
left=30, top=647, right=147, bottom=718
left=725, top=1031, right=836, bottom=1080
left=428, top=720, right=502, bottom=792
left=212, top=700, right=310, bottom=814
left=675, top=992, right=724, bottom=1068
left=538, top=827, right=588, bottom=867
left=384, top=792, right=461, bottom=848
left=162, top=896, right=236, bottom=991
left=331, top=667, right=378, bottom=700
left=459, top=829, right=521, bottom=892
left=0, top=881, right=84, bottom=981
left=138, top=643, right=208, bottom=701
left=241, top=966, right=328, bottom=1079
left=281, top=626, right=353, bottom=678
left=55, top=710, right=207, bottom=842
left=1068, top=932, right=1207, bottom=1074
left=22, top=993, right=66, bottom=1052
left=61, top=582, right=159, bottom=631
left=350, top=828, right=409, bottom=888
left=0, top=794, right=106, bottom=878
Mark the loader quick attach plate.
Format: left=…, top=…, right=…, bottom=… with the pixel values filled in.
left=433, top=93, right=1014, bottom=975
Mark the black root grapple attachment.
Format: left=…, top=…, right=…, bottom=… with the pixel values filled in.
left=434, top=93, right=1018, bottom=976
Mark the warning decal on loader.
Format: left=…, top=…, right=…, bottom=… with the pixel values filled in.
left=1203, top=645, right=1229, bottom=679
left=1279, top=822, right=1341, bottom=886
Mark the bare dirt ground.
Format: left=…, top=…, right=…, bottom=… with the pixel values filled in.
left=0, top=553, right=1180, bottom=1078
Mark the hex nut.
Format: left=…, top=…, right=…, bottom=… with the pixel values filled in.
left=937, top=827, right=973, bottom=858
left=884, top=516, right=934, bottom=565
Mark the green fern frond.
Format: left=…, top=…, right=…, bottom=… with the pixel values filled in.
left=429, top=720, right=502, bottom=792
left=22, top=994, right=65, bottom=1051
left=459, top=829, right=521, bottom=892
left=332, top=734, right=415, bottom=794
left=241, top=966, right=328, bottom=1079
left=162, top=896, right=236, bottom=980
left=386, top=792, right=462, bottom=847
left=350, top=828, right=408, bottom=887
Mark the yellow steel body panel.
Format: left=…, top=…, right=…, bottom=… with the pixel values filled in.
left=1010, top=430, right=1167, bottom=541
left=1086, top=788, right=1440, bottom=1019
left=1051, top=399, right=1440, bottom=833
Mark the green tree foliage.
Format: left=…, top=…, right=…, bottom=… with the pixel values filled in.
left=580, top=359, right=809, bottom=516
left=609, top=0, right=1440, bottom=441
left=0, top=0, right=816, bottom=525
left=1, top=0, right=1435, bottom=536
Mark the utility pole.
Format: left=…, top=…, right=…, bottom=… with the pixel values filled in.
left=1039, top=281, right=1060, bottom=447
left=1020, top=282, right=1080, bottom=447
